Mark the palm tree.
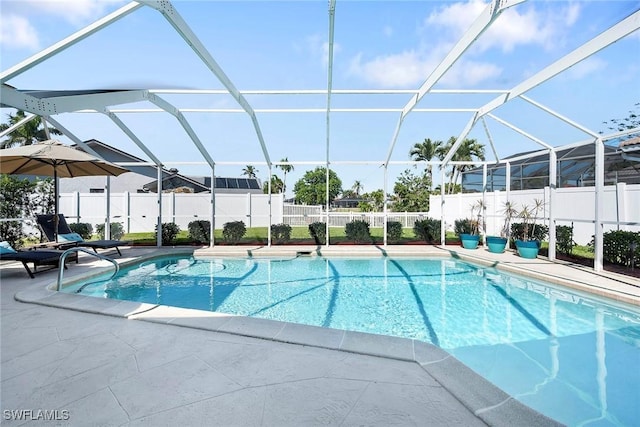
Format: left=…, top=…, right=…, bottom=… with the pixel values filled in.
left=352, top=180, right=363, bottom=196
left=0, top=110, right=62, bottom=148
left=409, top=138, right=442, bottom=190
left=262, top=174, right=284, bottom=194
left=436, top=137, right=485, bottom=194
left=276, top=158, right=294, bottom=194
left=242, top=165, right=258, bottom=179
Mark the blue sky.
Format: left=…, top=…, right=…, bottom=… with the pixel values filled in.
left=1, top=0, right=639, bottom=197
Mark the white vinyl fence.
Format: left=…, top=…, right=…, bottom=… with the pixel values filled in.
left=282, top=204, right=429, bottom=228
left=428, top=183, right=640, bottom=245
left=58, top=192, right=284, bottom=233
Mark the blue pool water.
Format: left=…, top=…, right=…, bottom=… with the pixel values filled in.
left=66, top=255, right=640, bottom=426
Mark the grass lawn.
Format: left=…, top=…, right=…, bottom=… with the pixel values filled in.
left=123, top=226, right=457, bottom=245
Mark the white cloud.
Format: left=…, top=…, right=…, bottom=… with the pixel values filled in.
left=348, top=49, right=501, bottom=88
left=565, top=57, right=607, bottom=80
left=300, top=34, right=341, bottom=67
left=0, top=1, right=126, bottom=51
left=0, top=14, right=40, bottom=50
left=424, top=0, right=582, bottom=53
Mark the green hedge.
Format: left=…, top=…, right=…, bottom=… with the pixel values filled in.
left=414, top=218, right=441, bottom=243
left=386, top=221, right=403, bottom=243
left=223, top=221, right=246, bottom=244
left=188, top=220, right=210, bottom=244
left=69, top=222, right=93, bottom=240
left=308, top=222, right=326, bottom=245
left=593, top=230, right=640, bottom=267
left=345, top=220, right=371, bottom=244
left=271, top=223, right=292, bottom=244
left=155, top=222, right=180, bottom=245
left=96, top=222, right=125, bottom=240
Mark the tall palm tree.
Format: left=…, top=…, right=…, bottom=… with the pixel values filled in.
left=352, top=180, right=363, bottom=196
left=276, top=158, right=294, bottom=194
left=0, top=110, right=62, bottom=148
left=409, top=138, right=442, bottom=190
left=241, top=165, right=258, bottom=179
left=436, top=137, right=485, bottom=194
left=262, top=174, right=284, bottom=194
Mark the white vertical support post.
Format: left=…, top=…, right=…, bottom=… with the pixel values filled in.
left=156, top=166, right=162, bottom=247
left=548, top=150, right=557, bottom=262
left=123, top=191, right=130, bottom=233
left=616, top=182, right=627, bottom=231
left=268, top=166, right=272, bottom=247
left=383, top=165, right=388, bottom=246
left=440, top=169, right=446, bottom=245
left=73, top=191, right=80, bottom=223
left=594, top=138, right=604, bottom=272
left=325, top=166, right=330, bottom=247
left=105, top=176, right=111, bottom=240
left=171, top=191, right=176, bottom=225
left=246, top=193, right=252, bottom=229
left=210, top=167, right=215, bottom=247
left=482, top=164, right=487, bottom=245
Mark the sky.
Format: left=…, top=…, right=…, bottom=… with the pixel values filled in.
left=1, top=0, right=639, bottom=198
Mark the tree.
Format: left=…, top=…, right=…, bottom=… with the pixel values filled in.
left=601, top=103, right=639, bottom=134
left=0, top=110, right=62, bottom=148
left=436, top=136, right=485, bottom=194
left=262, top=174, right=284, bottom=194
left=351, top=180, right=363, bottom=196
left=276, top=158, right=294, bottom=194
left=358, top=189, right=385, bottom=212
left=241, top=165, right=258, bottom=179
left=293, top=167, right=342, bottom=205
left=390, top=169, right=431, bottom=212
left=410, top=138, right=442, bottom=190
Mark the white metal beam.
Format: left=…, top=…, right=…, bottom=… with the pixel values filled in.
left=41, top=116, right=101, bottom=157
left=0, top=85, right=148, bottom=115
left=105, top=111, right=163, bottom=165
left=487, top=113, right=552, bottom=149
left=146, top=93, right=216, bottom=169
left=325, top=0, right=337, bottom=244
left=139, top=0, right=271, bottom=166
left=480, top=117, right=500, bottom=162
left=384, top=0, right=522, bottom=165
left=478, top=10, right=640, bottom=117
left=0, top=2, right=143, bottom=83
left=520, top=95, right=600, bottom=138
left=0, top=113, right=37, bottom=140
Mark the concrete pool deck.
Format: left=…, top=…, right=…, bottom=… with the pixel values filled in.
left=2, top=245, right=638, bottom=426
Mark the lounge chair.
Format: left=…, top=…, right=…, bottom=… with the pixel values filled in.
left=37, top=214, right=128, bottom=256
left=0, top=241, right=77, bottom=278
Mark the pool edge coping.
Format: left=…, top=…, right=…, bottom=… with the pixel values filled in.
left=11, top=247, right=582, bottom=426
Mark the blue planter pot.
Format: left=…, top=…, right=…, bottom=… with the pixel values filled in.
left=486, top=236, right=507, bottom=253
left=516, top=239, right=540, bottom=259
left=460, top=233, right=480, bottom=249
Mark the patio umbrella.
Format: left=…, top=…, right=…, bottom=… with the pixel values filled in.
left=0, top=140, right=129, bottom=240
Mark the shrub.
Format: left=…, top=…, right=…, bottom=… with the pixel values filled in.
left=414, top=218, right=441, bottom=243
left=155, top=222, right=180, bottom=245
left=271, top=223, right=292, bottom=244
left=556, top=225, right=575, bottom=255
left=345, top=220, right=371, bottom=244
left=510, top=222, right=548, bottom=243
left=386, top=221, right=403, bottom=243
left=454, top=219, right=474, bottom=235
left=308, top=222, right=326, bottom=245
left=223, top=221, right=246, bottom=244
left=69, top=222, right=93, bottom=240
left=188, top=220, right=210, bottom=244
left=96, top=222, right=125, bottom=240
left=591, top=230, right=640, bottom=267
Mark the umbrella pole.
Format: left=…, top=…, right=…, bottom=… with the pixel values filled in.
left=54, top=169, right=59, bottom=242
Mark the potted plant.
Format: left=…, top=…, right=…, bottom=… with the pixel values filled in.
left=456, top=199, right=484, bottom=249
left=513, top=199, right=546, bottom=259
left=486, top=201, right=517, bottom=253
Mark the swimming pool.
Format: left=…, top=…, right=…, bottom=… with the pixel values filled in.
left=65, top=255, right=640, bottom=426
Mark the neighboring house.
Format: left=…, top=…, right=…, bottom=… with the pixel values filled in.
left=332, top=197, right=365, bottom=209
left=59, top=139, right=262, bottom=194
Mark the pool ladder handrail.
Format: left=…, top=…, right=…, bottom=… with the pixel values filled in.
left=57, top=247, right=120, bottom=292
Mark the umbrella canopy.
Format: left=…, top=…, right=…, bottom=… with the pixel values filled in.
left=0, top=140, right=128, bottom=177
left=0, top=140, right=129, bottom=240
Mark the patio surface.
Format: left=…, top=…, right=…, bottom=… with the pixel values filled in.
left=2, top=244, right=639, bottom=426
